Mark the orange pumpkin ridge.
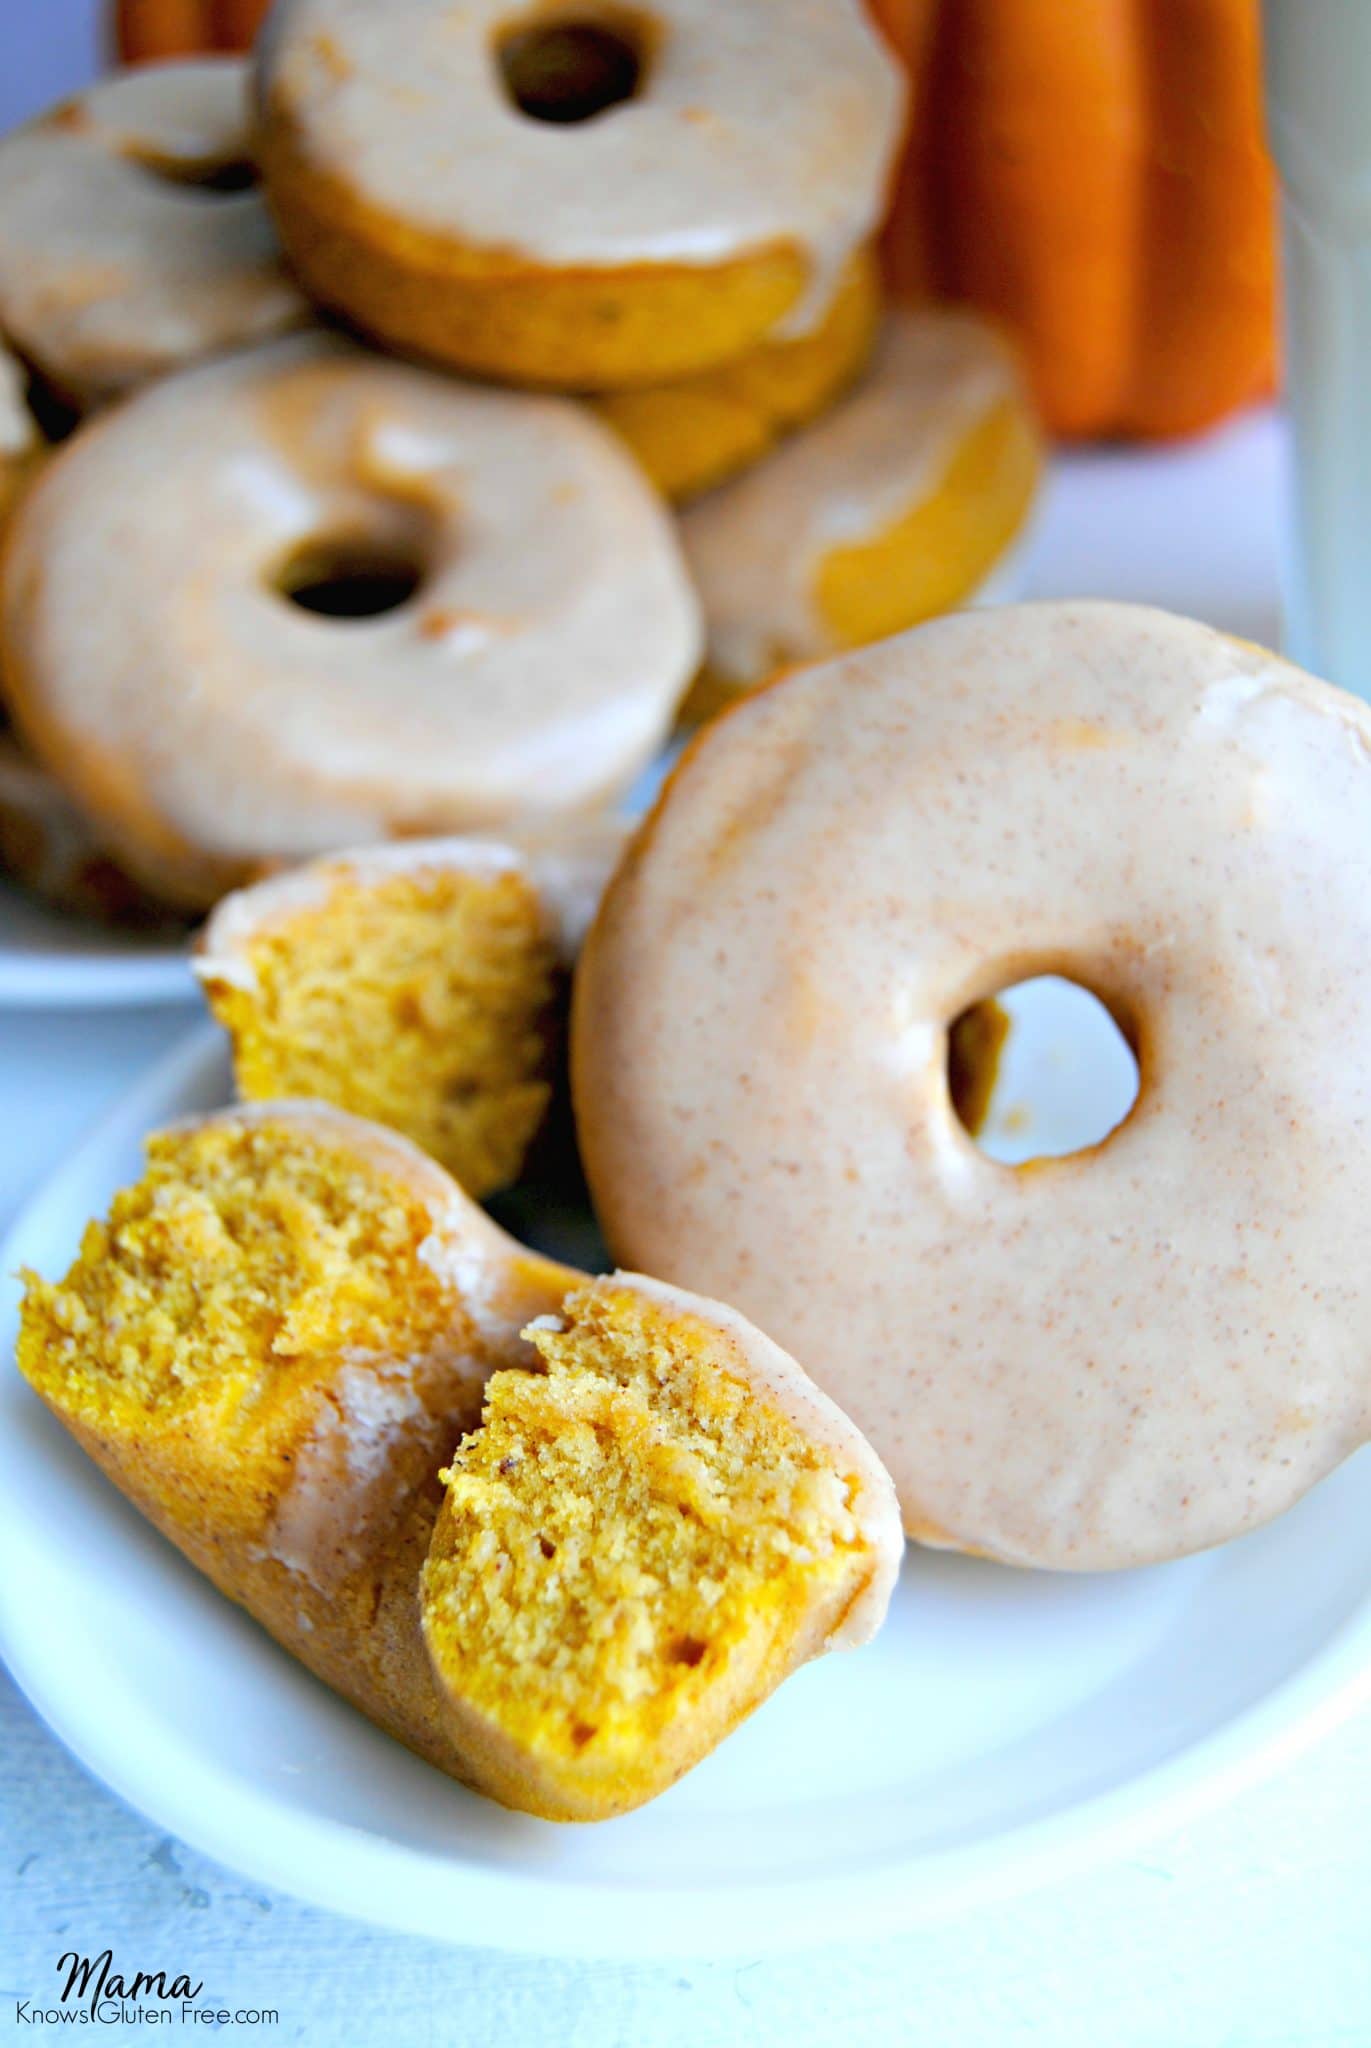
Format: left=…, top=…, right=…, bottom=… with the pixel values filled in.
left=114, top=0, right=272, bottom=61
left=114, top=0, right=207, bottom=61
left=212, top=0, right=272, bottom=51
left=871, top=0, right=1277, bottom=441
left=1123, top=0, right=1276, bottom=437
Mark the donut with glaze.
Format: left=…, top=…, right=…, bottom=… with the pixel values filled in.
left=591, top=244, right=880, bottom=503
left=0, top=60, right=308, bottom=406
left=0, top=332, right=700, bottom=910
left=256, top=0, right=904, bottom=388
left=573, top=602, right=1371, bottom=1569
left=679, top=308, right=1042, bottom=715
left=19, top=1100, right=902, bottom=1819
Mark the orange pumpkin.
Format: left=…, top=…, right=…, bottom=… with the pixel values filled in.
left=114, top=0, right=271, bottom=61
left=871, top=0, right=1278, bottom=439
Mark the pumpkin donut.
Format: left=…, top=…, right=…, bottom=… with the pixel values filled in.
left=679, top=308, right=1042, bottom=716
left=256, top=0, right=904, bottom=388
left=591, top=244, right=880, bottom=502
left=0, top=60, right=309, bottom=407
left=19, top=1102, right=901, bottom=1820
left=573, top=602, right=1371, bottom=1570
left=0, top=332, right=700, bottom=911
left=196, top=824, right=625, bottom=1197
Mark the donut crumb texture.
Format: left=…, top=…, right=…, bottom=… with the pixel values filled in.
left=17, top=1114, right=479, bottom=1523
left=421, top=1277, right=875, bottom=1815
left=201, top=865, right=561, bottom=1198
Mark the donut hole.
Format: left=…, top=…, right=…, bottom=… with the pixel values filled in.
left=121, top=144, right=260, bottom=195
left=272, top=536, right=427, bottom=621
left=497, top=11, right=649, bottom=124
left=948, top=976, right=1140, bottom=1166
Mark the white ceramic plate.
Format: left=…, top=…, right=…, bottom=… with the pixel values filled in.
left=3, top=1023, right=1371, bottom=1958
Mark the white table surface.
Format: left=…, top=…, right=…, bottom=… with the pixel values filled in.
left=2, top=8, right=1370, bottom=2042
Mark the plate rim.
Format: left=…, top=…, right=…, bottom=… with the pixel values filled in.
left=3, top=1026, right=1371, bottom=1958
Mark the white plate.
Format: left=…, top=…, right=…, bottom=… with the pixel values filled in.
left=0, top=881, right=194, bottom=1008
left=3, top=1024, right=1371, bottom=1958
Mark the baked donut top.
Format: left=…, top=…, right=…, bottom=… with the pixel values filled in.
left=682, top=309, right=1036, bottom=684
left=259, top=0, right=904, bottom=328
left=0, top=333, right=699, bottom=902
left=574, top=602, right=1371, bottom=1568
left=0, top=59, right=308, bottom=402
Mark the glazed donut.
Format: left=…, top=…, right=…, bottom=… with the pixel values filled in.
left=590, top=244, right=879, bottom=502
left=257, top=0, right=904, bottom=388
left=1, top=332, right=700, bottom=910
left=0, top=59, right=308, bottom=406
left=679, top=309, right=1042, bottom=713
left=20, top=1102, right=900, bottom=1819
left=573, top=602, right=1371, bottom=1570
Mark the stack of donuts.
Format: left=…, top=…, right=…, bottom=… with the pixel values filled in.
left=0, top=0, right=1043, bottom=920
left=22, top=5, right=1369, bottom=1832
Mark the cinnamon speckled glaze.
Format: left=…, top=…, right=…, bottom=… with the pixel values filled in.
left=573, top=602, right=1371, bottom=1569
left=258, top=0, right=903, bottom=337
left=0, top=333, right=699, bottom=909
